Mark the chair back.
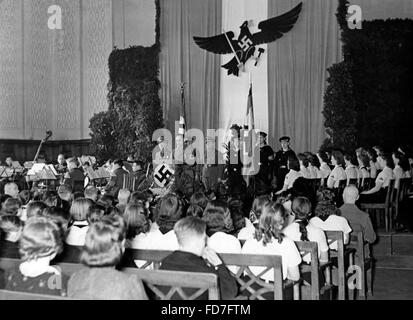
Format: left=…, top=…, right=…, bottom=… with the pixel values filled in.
left=348, top=178, right=358, bottom=186
left=123, top=268, right=219, bottom=300
left=295, top=241, right=320, bottom=300
left=0, top=290, right=72, bottom=300
left=385, top=179, right=396, bottom=206
left=325, top=231, right=345, bottom=300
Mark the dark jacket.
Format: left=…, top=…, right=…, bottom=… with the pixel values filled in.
left=159, top=251, right=238, bottom=300
left=63, top=168, right=85, bottom=193
left=105, top=168, right=128, bottom=197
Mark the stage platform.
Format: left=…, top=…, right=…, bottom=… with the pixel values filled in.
left=373, top=231, right=413, bottom=270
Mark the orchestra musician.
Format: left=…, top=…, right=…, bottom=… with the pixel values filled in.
left=63, top=158, right=85, bottom=193
left=55, top=154, right=68, bottom=175
left=105, top=159, right=128, bottom=197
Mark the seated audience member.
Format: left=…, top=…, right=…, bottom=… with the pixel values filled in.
left=327, top=151, right=347, bottom=189
left=307, top=153, right=322, bottom=179
left=187, top=204, right=204, bottom=218
left=344, top=154, right=358, bottom=185
left=4, top=183, right=19, bottom=198
left=311, top=189, right=352, bottom=248
left=57, top=185, right=73, bottom=212
left=275, top=155, right=302, bottom=195
left=87, top=204, right=106, bottom=224
left=42, top=191, right=59, bottom=207
left=0, top=195, right=12, bottom=212
left=124, top=204, right=150, bottom=249
left=393, top=151, right=410, bottom=187
left=42, top=207, right=71, bottom=236
left=189, top=192, right=209, bottom=210
left=159, top=217, right=238, bottom=300
left=2, top=217, right=68, bottom=296
left=65, top=198, right=93, bottom=246
left=357, top=150, right=371, bottom=181
left=116, top=189, right=131, bottom=214
left=317, top=151, right=332, bottom=183
left=242, top=203, right=302, bottom=283
left=105, top=159, right=128, bottom=197
left=366, top=148, right=379, bottom=179
left=143, top=194, right=182, bottom=251
left=2, top=198, right=22, bottom=216
left=203, top=201, right=241, bottom=257
left=0, top=215, right=23, bottom=258
left=63, top=158, right=85, bottom=193
left=283, top=197, right=329, bottom=264
left=297, top=153, right=311, bottom=179
left=359, top=153, right=395, bottom=203
left=84, top=186, right=99, bottom=202
left=238, top=195, right=271, bottom=241
left=340, top=186, right=376, bottom=244
left=68, top=215, right=148, bottom=300
left=26, top=201, right=47, bottom=220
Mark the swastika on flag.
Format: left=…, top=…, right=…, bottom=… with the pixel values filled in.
left=154, top=164, right=175, bottom=188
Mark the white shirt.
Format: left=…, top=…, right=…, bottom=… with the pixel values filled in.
left=320, top=163, right=332, bottom=179
left=126, top=233, right=153, bottom=269
left=284, top=170, right=303, bottom=189
left=376, top=167, right=394, bottom=188
left=345, top=165, right=358, bottom=180
left=142, top=229, right=179, bottom=251
left=283, top=222, right=329, bottom=263
left=242, top=237, right=302, bottom=281
left=310, top=216, right=352, bottom=250
left=327, top=165, right=347, bottom=188
left=65, top=221, right=89, bottom=246
left=308, top=166, right=322, bottom=179
left=300, top=166, right=311, bottom=179
left=208, top=232, right=242, bottom=274
left=237, top=218, right=256, bottom=241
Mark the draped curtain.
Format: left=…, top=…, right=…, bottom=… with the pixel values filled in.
left=267, top=0, right=342, bottom=153
left=159, top=0, right=222, bottom=136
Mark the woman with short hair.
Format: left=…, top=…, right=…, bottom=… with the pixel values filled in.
left=65, top=198, right=93, bottom=246
left=327, top=151, right=347, bottom=189
left=67, top=215, right=148, bottom=300
left=3, top=216, right=68, bottom=296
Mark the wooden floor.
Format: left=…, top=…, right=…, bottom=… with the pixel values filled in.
left=370, top=231, right=413, bottom=300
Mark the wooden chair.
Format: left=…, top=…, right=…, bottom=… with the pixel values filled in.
left=391, top=178, right=412, bottom=228
left=120, top=249, right=293, bottom=300
left=360, top=180, right=395, bottom=232
left=0, top=258, right=219, bottom=300
left=325, top=231, right=346, bottom=300
left=0, top=290, right=73, bottom=300
left=310, top=179, right=322, bottom=193
left=348, top=178, right=358, bottom=186
left=295, top=241, right=332, bottom=300
left=360, top=177, right=373, bottom=192
left=347, top=229, right=374, bottom=299
left=124, top=268, right=219, bottom=300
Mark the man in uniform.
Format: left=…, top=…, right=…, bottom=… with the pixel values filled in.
left=254, top=131, right=274, bottom=193
left=274, top=136, right=296, bottom=191
left=105, top=159, right=128, bottom=197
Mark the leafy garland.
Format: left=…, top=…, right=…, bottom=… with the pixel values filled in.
left=90, top=0, right=163, bottom=163
left=322, top=0, right=413, bottom=152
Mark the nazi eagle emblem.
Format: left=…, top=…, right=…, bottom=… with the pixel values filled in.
left=193, top=2, right=303, bottom=76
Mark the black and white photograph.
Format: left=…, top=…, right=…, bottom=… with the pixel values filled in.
left=0, top=0, right=412, bottom=306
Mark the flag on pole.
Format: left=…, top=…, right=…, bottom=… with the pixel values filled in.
left=178, top=83, right=186, bottom=136
left=244, top=77, right=255, bottom=157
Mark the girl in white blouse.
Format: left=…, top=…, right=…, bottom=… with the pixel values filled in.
left=344, top=154, right=358, bottom=185
left=297, top=153, right=311, bottom=179
left=327, top=151, right=347, bottom=189
left=366, top=148, right=379, bottom=179
left=242, top=203, right=302, bottom=282
left=357, top=151, right=371, bottom=180
left=307, top=153, right=322, bottom=179
left=360, top=153, right=395, bottom=203
left=317, top=151, right=332, bottom=184
left=275, top=155, right=303, bottom=195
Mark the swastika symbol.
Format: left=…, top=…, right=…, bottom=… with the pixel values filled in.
left=154, top=164, right=174, bottom=188
left=238, top=36, right=253, bottom=52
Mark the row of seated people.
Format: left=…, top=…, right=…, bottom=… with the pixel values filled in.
left=0, top=177, right=376, bottom=299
